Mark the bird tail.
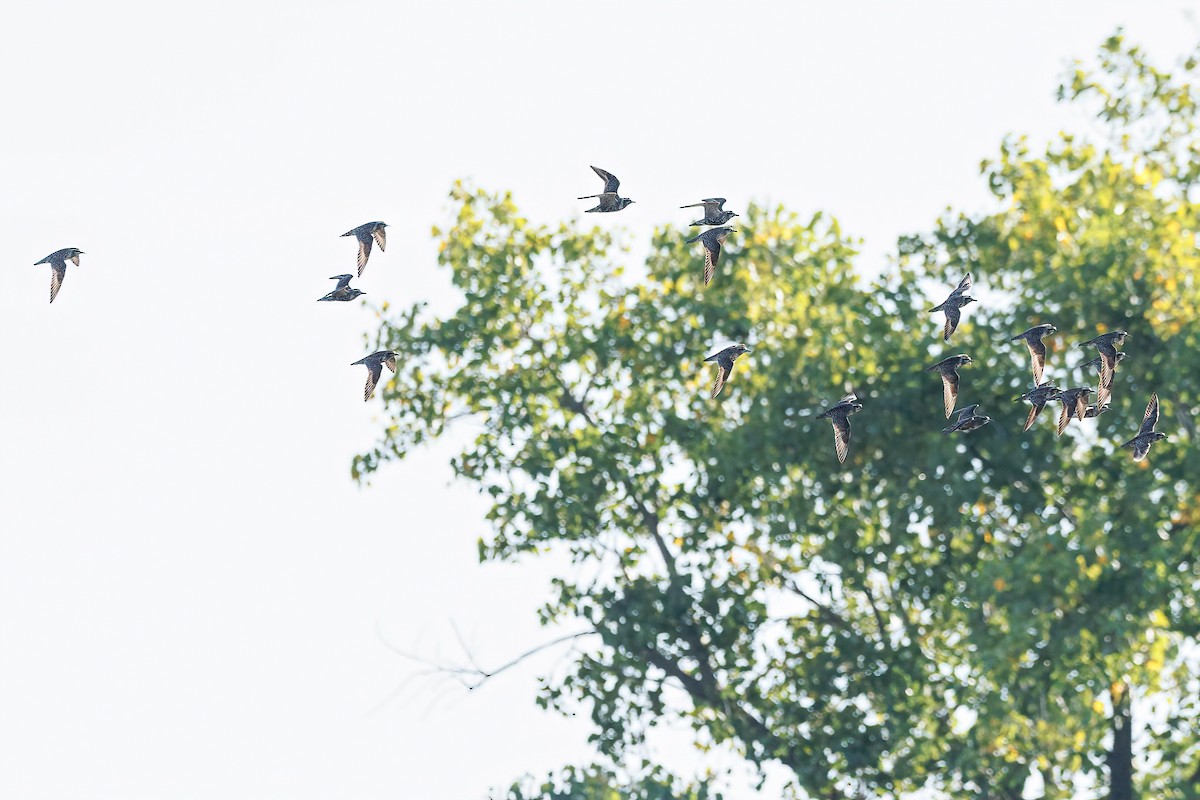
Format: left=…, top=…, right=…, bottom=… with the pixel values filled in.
left=686, top=232, right=704, bottom=244
left=928, top=304, right=944, bottom=313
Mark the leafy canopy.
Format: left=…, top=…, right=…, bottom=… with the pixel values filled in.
left=360, top=32, right=1200, bottom=800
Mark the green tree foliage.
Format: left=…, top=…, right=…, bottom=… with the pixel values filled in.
left=358, top=33, right=1199, bottom=799
left=499, top=763, right=723, bottom=800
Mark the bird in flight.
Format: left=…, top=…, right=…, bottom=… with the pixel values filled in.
left=817, top=393, right=863, bottom=464
left=1078, top=330, right=1129, bottom=405
left=942, top=404, right=991, bottom=435
left=1121, top=392, right=1166, bottom=461
left=1014, top=381, right=1062, bottom=432
left=1081, top=350, right=1126, bottom=377
left=352, top=350, right=398, bottom=401
left=35, top=248, right=84, bottom=304
left=341, top=222, right=387, bottom=276
left=925, top=353, right=973, bottom=418
left=928, top=272, right=976, bottom=342
left=318, top=274, right=365, bottom=302
left=1010, top=323, right=1057, bottom=383
left=1056, top=386, right=1094, bottom=435
left=704, top=343, right=751, bottom=399
left=687, top=226, right=735, bottom=287
left=680, top=198, right=738, bottom=226
left=1084, top=401, right=1111, bottom=419
left=578, top=166, right=634, bottom=213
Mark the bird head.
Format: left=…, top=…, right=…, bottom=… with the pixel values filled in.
left=962, top=295, right=978, bottom=305
left=734, top=342, right=751, bottom=354
left=960, top=354, right=974, bottom=364
left=1153, top=432, right=1169, bottom=442
left=351, top=289, right=366, bottom=299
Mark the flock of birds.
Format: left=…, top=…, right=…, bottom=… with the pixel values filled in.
left=815, top=274, right=1166, bottom=464
left=31, top=165, right=1168, bottom=466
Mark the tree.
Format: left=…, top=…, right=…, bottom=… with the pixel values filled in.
left=357, top=33, right=1200, bottom=799
left=498, top=763, right=723, bottom=800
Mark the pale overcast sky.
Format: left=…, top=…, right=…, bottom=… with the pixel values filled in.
left=0, top=3, right=1195, bottom=798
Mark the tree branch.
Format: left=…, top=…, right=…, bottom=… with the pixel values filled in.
left=378, top=624, right=598, bottom=692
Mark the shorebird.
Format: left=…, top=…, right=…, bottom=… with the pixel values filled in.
left=1014, top=381, right=1061, bottom=432
left=929, top=272, right=976, bottom=342
left=578, top=166, right=634, bottom=213
left=34, top=248, right=84, bottom=303
left=687, top=226, right=735, bottom=287
left=1056, top=387, right=1094, bottom=435
left=318, top=274, right=365, bottom=302
left=1010, top=323, right=1057, bottom=383
left=342, top=222, right=387, bottom=276
left=680, top=198, right=737, bottom=226
left=942, top=404, right=991, bottom=435
left=704, top=343, right=751, bottom=399
left=924, top=354, right=973, bottom=418
left=1078, top=330, right=1130, bottom=404
left=352, top=350, right=398, bottom=401
left=1121, top=392, right=1167, bottom=461
left=817, top=393, right=863, bottom=464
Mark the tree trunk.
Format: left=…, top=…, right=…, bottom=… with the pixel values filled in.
left=1107, top=681, right=1134, bottom=800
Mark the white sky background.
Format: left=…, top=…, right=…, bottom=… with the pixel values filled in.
left=0, top=2, right=1196, bottom=798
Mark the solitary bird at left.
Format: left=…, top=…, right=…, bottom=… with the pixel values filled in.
left=35, top=248, right=84, bottom=303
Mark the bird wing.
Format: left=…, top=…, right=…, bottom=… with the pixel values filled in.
left=1024, top=401, right=1045, bottom=432
left=1056, top=400, right=1073, bottom=435
left=49, top=263, right=66, bottom=303
left=942, top=307, right=961, bottom=342
left=69, top=253, right=81, bottom=267
left=941, top=372, right=959, bottom=419
left=1140, top=393, right=1160, bottom=436
left=703, top=199, right=726, bottom=215
left=1074, top=392, right=1090, bottom=421
left=591, top=166, right=620, bottom=194
left=702, top=239, right=721, bottom=286
left=372, top=226, right=387, bottom=252
left=951, top=272, right=972, bottom=296
left=710, top=365, right=730, bottom=399
left=363, top=362, right=384, bottom=401
left=831, top=413, right=851, bottom=464
left=1131, top=440, right=1152, bottom=461
left=356, top=236, right=373, bottom=276
left=384, top=354, right=398, bottom=374
left=1024, top=339, right=1046, bottom=383
left=1097, top=347, right=1117, bottom=400
left=332, top=274, right=354, bottom=290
